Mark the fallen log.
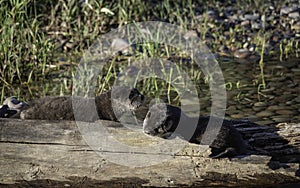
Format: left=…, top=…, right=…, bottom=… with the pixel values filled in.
left=0, top=118, right=300, bottom=187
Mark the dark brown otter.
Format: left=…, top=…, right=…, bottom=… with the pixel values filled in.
left=20, top=86, right=144, bottom=122
left=143, top=103, right=253, bottom=158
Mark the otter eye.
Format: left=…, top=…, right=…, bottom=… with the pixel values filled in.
left=163, top=119, right=173, bottom=132
left=129, top=90, right=134, bottom=99
left=129, top=89, right=139, bottom=100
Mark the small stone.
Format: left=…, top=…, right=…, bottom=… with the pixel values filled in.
left=288, top=12, right=300, bottom=19
left=233, top=49, right=251, bottom=59
left=227, top=106, right=237, bottom=111
left=251, top=22, right=262, bottom=30
left=256, top=111, right=275, bottom=117
left=254, top=102, right=267, bottom=107
left=272, top=117, right=291, bottom=123
left=276, top=110, right=297, bottom=115
left=280, top=6, right=299, bottom=15
left=230, top=114, right=244, bottom=119
left=291, top=68, right=300, bottom=72
left=292, top=21, right=300, bottom=30
left=241, top=20, right=250, bottom=26
left=252, top=106, right=265, bottom=112
left=243, top=14, right=259, bottom=21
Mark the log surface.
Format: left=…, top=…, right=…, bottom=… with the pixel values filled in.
left=1, top=118, right=300, bottom=187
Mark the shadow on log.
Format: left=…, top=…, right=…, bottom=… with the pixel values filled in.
left=233, top=122, right=300, bottom=169
left=0, top=118, right=300, bottom=187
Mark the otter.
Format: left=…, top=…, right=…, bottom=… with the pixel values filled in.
left=143, top=103, right=253, bottom=158
left=20, top=86, right=144, bottom=122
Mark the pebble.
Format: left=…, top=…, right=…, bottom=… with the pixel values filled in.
left=291, top=68, right=300, bottom=72
left=252, top=106, right=265, bottom=112
left=254, top=102, right=267, bottom=107
left=276, top=110, right=297, bottom=115
left=233, top=49, right=251, bottom=59
left=226, top=106, right=237, bottom=111
left=272, top=117, right=291, bottom=123
left=288, top=12, right=300, bottom=19
left=280, top=6, right=299, bottom=15
left=292, top=21, right=300, bottom=30
left=240, top=14, right=259, bottom=21
left=251, top=22, right=262, bottom=30
left=256, top=111, right=275, bottom=117
left=241, top=20, right=250, bottom=26
left=230, top=113, right=245, bottom=119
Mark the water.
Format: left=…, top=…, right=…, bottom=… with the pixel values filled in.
left=196, top=56, right=300, bottom=125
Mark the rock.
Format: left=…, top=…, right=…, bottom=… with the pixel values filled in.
left=241, top=14, right=259, bottom=21
left=256, top=111, right=275, bottom=117
left=272, top=116, right=291, bottom=123
left=255, top=120, right=275, bottom=126
left=254, top=102, right=267, bottom=107
left=233, top=49, right=251, bottom=59
left=252, top=106, right=265, bottom=112
left=251, top=22, right=262, bottom=30
left=292, top=21, right=300, bottom=30
left=275, top=110, right=297, bottom=115
left=280, top=6, right=299, bottom=15
left=267, top=106, right=293, bottom=111
left=230, top=113, right=245, bottom=119
left=288, top=12, right=300, bottom=19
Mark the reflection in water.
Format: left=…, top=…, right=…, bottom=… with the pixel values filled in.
left=196, top=56, right=300, bottom=125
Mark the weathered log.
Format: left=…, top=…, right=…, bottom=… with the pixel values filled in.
left=0, top=118, right=300, bottom=187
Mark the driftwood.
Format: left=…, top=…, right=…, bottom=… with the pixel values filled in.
left=0, top=118, right=300, bottom=187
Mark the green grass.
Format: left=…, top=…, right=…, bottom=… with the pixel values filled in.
left=0, top=0, right=299, bottom=103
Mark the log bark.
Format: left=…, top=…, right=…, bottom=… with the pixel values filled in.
left=0, top=118, right=300, bottom=187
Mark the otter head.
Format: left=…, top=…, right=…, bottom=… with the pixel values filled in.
left=111, top=86, right=144, bottom=111
left=143, top=103, right=182, bottom=138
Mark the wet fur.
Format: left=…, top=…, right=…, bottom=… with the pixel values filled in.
left=143, top=103, right=250, bottom=158
left=20, top=87, right=144, bottom=122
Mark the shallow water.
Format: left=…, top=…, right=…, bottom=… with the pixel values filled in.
left=196, top=56, right=300, bottom=125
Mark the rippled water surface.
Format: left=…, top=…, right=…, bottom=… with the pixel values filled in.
left=196, top=56, right=300, bottom=125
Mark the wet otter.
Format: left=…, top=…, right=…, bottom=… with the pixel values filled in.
left=20, top=86, right=144, bottom=122
left=143, top=103, right=252, bottom=158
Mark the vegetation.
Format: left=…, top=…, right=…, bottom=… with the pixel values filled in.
left=0, top=0, right=299, bottom=104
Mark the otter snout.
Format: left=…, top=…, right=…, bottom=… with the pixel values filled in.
left=143, top=129, right=158, bottom=136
